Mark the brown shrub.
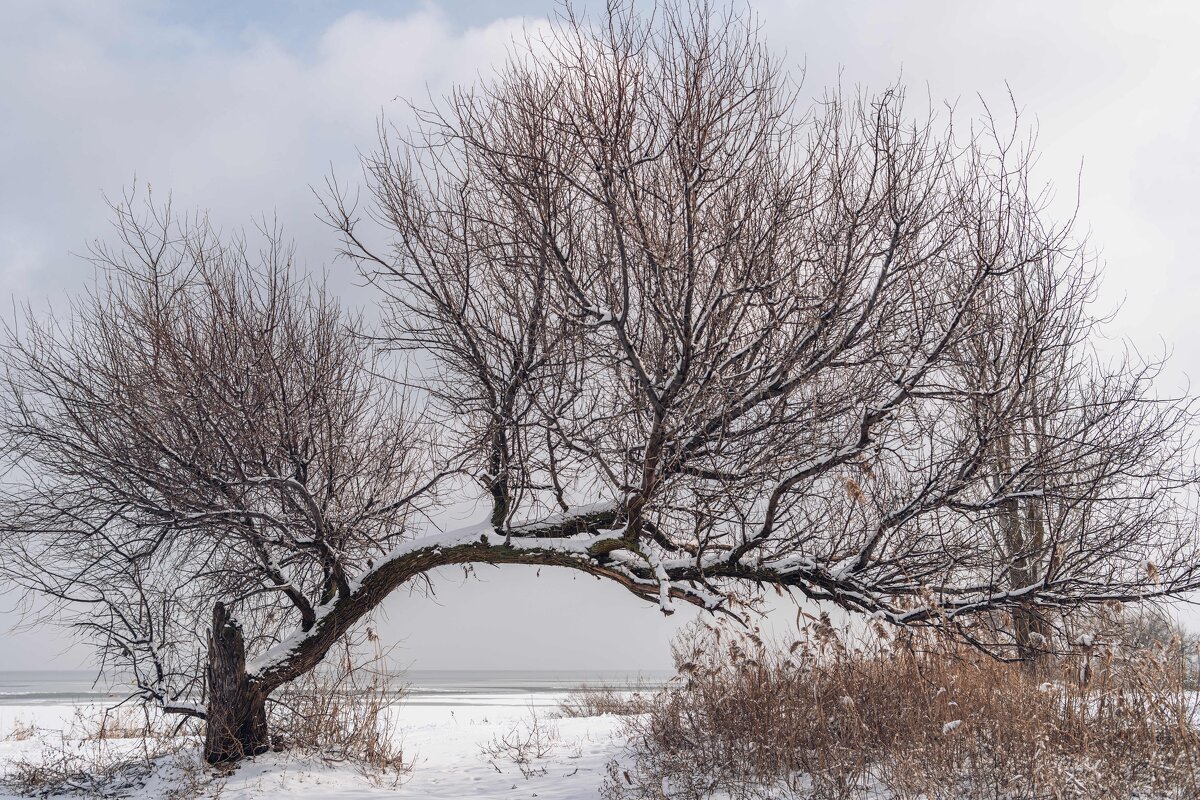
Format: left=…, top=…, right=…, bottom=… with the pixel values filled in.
left=605, top=620, right=1200, bottom=800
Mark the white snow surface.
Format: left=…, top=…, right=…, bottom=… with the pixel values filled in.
left=0, top=693, right=628, bottom=799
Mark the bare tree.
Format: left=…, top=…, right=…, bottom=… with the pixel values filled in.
left=944, top=235, right=1196, bottom=662
left=328, top=0, right=1200, bottom=647
left=2, top=0, right=1199, bottom=764
left=0, top=198, right=448, bottom=761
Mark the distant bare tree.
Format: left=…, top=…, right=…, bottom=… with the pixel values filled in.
left=2, top=0, right=1199, bottom=763
left=944, top=241, right=1195, bottom=662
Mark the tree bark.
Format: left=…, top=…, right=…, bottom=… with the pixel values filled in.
left=1008, top=496, right=1052, bottom=668
left=1013, top=604, right=1052, bottom=667
left=204, top=602, right=269, bottom=764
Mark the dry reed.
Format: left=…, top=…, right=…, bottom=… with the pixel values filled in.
left=604, top=619, right=1200, bottom=800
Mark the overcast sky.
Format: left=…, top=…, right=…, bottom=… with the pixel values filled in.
left=2, top=0, right=1199, bottom=672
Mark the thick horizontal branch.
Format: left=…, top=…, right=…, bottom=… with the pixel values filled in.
left=250, top=502, right=1200, bottom=692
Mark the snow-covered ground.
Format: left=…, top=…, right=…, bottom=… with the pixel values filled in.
left=0, top=692, right=629, bottom=799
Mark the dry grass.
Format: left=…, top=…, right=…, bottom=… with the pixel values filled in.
left=605, top=620, right=1200, bottom=800
left=267, top=632, right=409, bottom=784
left=5, top=721, right=38, bottom=743
left=81, top=708, right=163, bottom=743
left=558, top=683, right=657, bottom=719
left=1, top=707, right=203, bottom=799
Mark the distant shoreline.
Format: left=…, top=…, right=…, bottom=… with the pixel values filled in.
left=0, top=669, right=672, bottom=707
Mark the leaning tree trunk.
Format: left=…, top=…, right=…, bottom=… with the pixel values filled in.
left=204, top=602, right=270, bottom=763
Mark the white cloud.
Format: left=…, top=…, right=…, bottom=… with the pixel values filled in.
left=0, top=3, right=532, bottom=304
left=717, top=0, right=1200, bottom=399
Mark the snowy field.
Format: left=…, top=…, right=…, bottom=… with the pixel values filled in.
left=0, top=690, right=630, bottom=799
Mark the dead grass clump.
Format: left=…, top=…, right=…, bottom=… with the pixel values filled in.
left=82, top=708, right=161, bottom=742
left=605, top=620, right=1200, bottom=800
left=1, top=707, right=201, bottom=799
left=6, top=721, right=38, bottom=742
left=267, top=632, right=409, bottom=783
left=558, top=683, right=656, bottom=718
